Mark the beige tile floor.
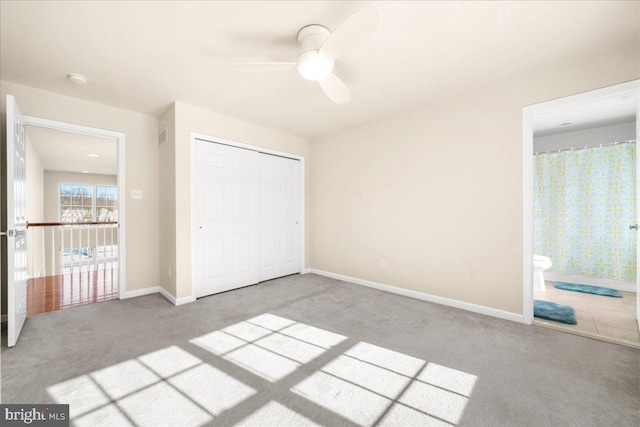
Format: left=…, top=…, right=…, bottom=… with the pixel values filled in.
left=534, top=281, right=639, bottom=344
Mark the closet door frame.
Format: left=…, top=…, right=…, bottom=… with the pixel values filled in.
left=190, top=132, right=305, bottom=299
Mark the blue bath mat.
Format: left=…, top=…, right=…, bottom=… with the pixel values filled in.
left=553, top=282, right=622, bottom=298
left=534, top=300, right=577, bottom=324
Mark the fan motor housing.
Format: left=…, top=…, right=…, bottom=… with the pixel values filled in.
left=297, top=25, right=330, bottom=52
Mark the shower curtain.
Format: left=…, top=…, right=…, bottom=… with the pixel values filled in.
left=533, top=143, right=637, bottom=282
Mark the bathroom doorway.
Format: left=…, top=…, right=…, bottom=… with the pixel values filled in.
left=523, top=80, right=640, bottom=347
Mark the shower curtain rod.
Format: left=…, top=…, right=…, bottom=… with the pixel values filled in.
left=534, top=139, right=637, bottom=155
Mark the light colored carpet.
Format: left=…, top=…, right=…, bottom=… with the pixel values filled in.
left=2, top=273, right=638, bottom=426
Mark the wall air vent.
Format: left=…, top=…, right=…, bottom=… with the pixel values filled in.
left=158, top=127, right=168, bottom=147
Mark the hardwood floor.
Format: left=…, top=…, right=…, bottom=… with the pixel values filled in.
left=27, top=269, right=118, bottom=316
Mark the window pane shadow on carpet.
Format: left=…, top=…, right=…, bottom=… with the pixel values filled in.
left=46, top=312, right=477, bottom=426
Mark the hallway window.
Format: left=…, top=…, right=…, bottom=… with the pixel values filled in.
left=96, top=185, right=118, bottom=221
left=59, top=184, right=93, bottom=222
left=59, top=183, right=118, bottom=222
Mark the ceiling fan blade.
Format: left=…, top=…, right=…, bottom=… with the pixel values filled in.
left=230, top=62, right=296, bottom=72
left=318, top=73, right=351, bottom=104
left=320, top=3, right=381, bottom=60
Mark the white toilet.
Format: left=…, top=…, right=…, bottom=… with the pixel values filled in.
left=533, top=255, right=552, bottom=292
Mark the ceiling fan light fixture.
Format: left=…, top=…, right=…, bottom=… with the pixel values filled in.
left=67, top=73, right=88, bottom=85
left=297, top=51, right=333, bottom=81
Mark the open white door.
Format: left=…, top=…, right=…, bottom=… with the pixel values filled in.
left=637, top=100, right=640, bottom=330
left=4, top=94, right=28, bottom=347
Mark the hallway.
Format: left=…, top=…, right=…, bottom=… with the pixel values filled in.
left=27, top=268, right=118, bottom=315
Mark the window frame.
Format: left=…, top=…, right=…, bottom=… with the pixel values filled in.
left=95, top=184, right=119, bottom=221
left=58, top=183, right=118, bottom=222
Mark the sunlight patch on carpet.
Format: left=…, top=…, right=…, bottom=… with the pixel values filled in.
left=190, top=314, right=347, bottom=382
left=47, top=346, right=258, bottom=426
left=278, top=322, right=348, bottom=349
left=47, top=375, right=110, bottom=419
left=190, top=330, right=246, bottom=355
left=73, top=403, right=133, bottom=427
left=292, top=370, right=392, bottom=425
left=223, top=341, right=301, bottom=382
left=292, top=340, right=477, bottom=426
left=116, top=382, right=211, bottom=426
left=168, top=364, right=256, bottom=415
left=254, top=332, right=326, bottom=364
left=321, top=354, right=412, bottom=398
left=419, top=363, right=477, bottom=397
left=138, top=345, right=202, bottom=378
left=345, top=342, right=425, bottom=377
left=379, top=404, right=450, bottom=427
left=236, top=401, right=320, bottom=426
left=47, top=313, right=478, bottom=426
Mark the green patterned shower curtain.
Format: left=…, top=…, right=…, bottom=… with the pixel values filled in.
left=533, top=143, right=637, bottom=281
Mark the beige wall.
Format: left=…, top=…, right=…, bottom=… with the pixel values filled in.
left=310, top=46, right=639, bottom=315
left=1, top=80, right=160, bottom=313
left=158, top=104, right=177, bottom=296
left=26, top=136, right=44, bottom=223
left=25, top=135, right=44, bottom=277
left=162, top=101, right=311, bottom=299
left=43, top=171, right=117, bottom=222
left=1, top=44, right=635, bottom=320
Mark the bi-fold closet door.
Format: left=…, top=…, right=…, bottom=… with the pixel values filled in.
left=194, top=139, right=301, bottom=298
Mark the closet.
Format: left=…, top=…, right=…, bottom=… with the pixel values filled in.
left=193, top=138, right=301, bottom=298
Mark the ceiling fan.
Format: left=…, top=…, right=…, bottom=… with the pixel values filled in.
left=231, top=3, right=381, bottom=104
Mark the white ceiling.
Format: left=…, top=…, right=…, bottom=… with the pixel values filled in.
left=1, top=1, right=638, bottom=139
left=26, top=127, right=117, bottom=175
left=533, top=91, right=638, bottom=136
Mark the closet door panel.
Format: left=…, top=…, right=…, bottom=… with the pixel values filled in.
left=195, top=140, right=259, bottom=297
left=258, top=154, right=301, bottom=281
left=258, top=154, right=279, bottom=280
left=195, top=140, right=301, bottom=298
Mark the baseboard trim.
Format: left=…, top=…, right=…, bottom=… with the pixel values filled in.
left=301, top=268, right=311, bottom=274
left=159, top=287, right=176, bottom=304
left=309, top=269, right=527, bottom=324
left=544, top=272, right=637, bottom=293
left=122, top=286, right=160, bottom=299
left=123, top=286, right=195, bottom=306
left=159, top=287, right=196, bottom=306
left=176, top=295, right=196, bottom=305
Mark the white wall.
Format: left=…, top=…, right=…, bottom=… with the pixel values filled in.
left=534, top=121, right=636, bottom=153
left=0, top=80, right=160, bottom=313
left=43, top=171, right=117, bottom=222
left=310, top=46, right=639, bottom=315
left=160, top=101, right=311, bottom=299
left=25, top=135, right=44, bottom=277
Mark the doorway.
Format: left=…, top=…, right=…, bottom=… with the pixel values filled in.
left=24, top=126, right=119, bottom=316
left=191, top=134, right=304, bottom=298
left=3, top=94, right=126, bottom=347
left=522, top=80, right=640, bottom=347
